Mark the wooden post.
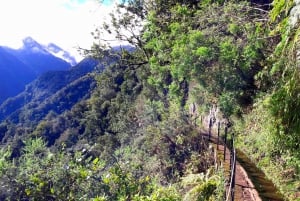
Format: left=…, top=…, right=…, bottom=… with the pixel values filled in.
left=223, top=126, right=228, bottom=161
left=231, top=134, right=234, bottom=152
left=217, top=122, right=220, bottom=150
left=208, top=117, right=212, bottom=141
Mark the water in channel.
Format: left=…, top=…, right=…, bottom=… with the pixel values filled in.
left=236, top=149, right=285, bottom=201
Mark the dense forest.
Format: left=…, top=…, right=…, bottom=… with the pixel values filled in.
left=0, top=0, right=299, bottom=200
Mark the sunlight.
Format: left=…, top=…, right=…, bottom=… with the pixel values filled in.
left=0, top=0, right=116, bottom=60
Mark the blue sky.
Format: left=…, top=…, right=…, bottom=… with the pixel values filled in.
left=0, top=0, right=118, bottom=60
left=102, top=0, right=114, bottom=6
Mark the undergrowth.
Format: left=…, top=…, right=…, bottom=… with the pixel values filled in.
left=234, top=97, right=300, bottom=201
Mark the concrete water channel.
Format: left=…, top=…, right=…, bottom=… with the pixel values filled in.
left=202, top=127, right=285, bottom=200
left=236, top=149, right=285, bottom=201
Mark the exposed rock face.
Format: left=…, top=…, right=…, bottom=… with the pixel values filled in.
left=289, top=1, right=300, bottom=68
left=290, top=0, right=300, bottom=28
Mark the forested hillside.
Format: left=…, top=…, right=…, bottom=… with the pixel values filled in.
left=0, top=0, right=299, bottom=200
left=0, top=37, right=73, bottom=104
left=0, top=58, right=100, bottom=124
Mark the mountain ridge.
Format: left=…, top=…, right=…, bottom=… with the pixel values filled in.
left=0, top=37, right=78, bottom=104
left=4, top=37, right=71, bottom=75
left=0, top=57, right=100, bottom=123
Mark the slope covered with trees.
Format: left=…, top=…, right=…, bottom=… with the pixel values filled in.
left=0, top=0, right=299, bottom=200
left=0, top=37, right=73, bottom=104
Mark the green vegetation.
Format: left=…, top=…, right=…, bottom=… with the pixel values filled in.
left=0, top=0, right=300, bottom=200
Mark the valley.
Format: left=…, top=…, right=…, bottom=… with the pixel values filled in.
left=0, top=0, right=299, bottom=200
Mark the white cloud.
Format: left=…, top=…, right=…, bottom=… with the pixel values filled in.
left=0, top=0, right=117, bottom=61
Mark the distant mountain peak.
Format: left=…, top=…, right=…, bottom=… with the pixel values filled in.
left=21, top=37, right=49, bottom=54
left=47, top=43, right=62, bottom=53
left=46, top=43, right=77, bottom=66
left=22, top=36, right=37, bottom=45
left=22, top=37, right=43, bottom=48
left=19, top=37, right=78, bottom=66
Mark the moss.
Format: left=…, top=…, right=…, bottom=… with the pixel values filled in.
left=270, top=0, right=294, bottom=22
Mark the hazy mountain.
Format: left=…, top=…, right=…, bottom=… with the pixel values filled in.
left=0, top=58, right=100, bottom=123
left=0, top=47, right=36, bottom=103
left=45, top=43, right=77, bottom=66
left=0, top=37, right=78, bottom=104
left=5, top=37, right=71, bottom=75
